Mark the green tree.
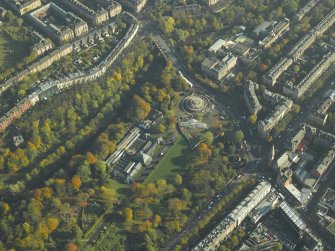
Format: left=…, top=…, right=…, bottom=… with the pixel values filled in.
left=248, top=114, right=257, bottom=124
left=233, top=130, right=244, bottom=144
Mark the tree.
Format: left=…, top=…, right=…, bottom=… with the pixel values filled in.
left=292, top=104, right=300, bottom=113
left=248, top=114, right=257, bottom=124
left=129, top=95, right=151, bottom=120
left=203, top=131, right=214, bottom=145
left=71, top=176, right=81, bottom=190
left=233, top=130, right=244, bottom=144
left=160, top=17, right=175, bottom=34
left=123, top=208, right=133, bottom=222
left=46, top=217, right=59, bottom=232
left=197, top=143, right=212, bottom=162
left=174, top=174, right=183, bottom=186
left=65, top=242, right=79, bottom=251
left=86, top=152, right=97, bottom=164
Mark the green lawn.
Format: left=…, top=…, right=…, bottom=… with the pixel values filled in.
left=145, top=136, right=191, bottom=184
left=0, top=33, right=30, bottom=69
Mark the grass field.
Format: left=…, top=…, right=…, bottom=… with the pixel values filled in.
left=0, top=33, right=30, bottom=69
left=145, top=136, right=191, bottom=184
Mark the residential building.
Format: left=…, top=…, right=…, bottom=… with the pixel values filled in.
left=307, top=97, right=333, bottom=128
left=263, top=57, right=293, bottom=86
left=201, top=0, right=220, bottom=7
left=283, top=52, right=335, bottom=100
left=244, top=80, right=262, bottom=115
left=295, top=0, right=321, bottom=22
left=201, top=54, right=237, bottom=81
left=305, top=124, right=335, bottom=148
left=30, top=31, right=53, bottom=56
left=27, top=3, right=88, bottom=43
left=96, top=0, right=122, bottom=18
left=263, top=8, right=335, bottom=86
left=118, top=0, right=147, bottom=12
left=172, top=4, right=201, bottom=18
left=5, top=0, right=41, bottom=15
left=311, top=147, right=335, bottom=178
left=193, top=181, right=271, bottom=251
left=287, top=128, right=306, bottom=152
left=258, top=19, right=290, bottom=48
left=257, top=99, right=293, bottom=138
left=59, top=0, right=116, bottom=25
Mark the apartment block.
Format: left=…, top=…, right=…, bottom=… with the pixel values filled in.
left=5, top=0, right=41, bottom=15
left=258, top=19, right=290, bottom=48
left=262, top=57, right=293, bottom=86
left=59, top=0, right=115, bottom=25
left=118, top=0, right=147, bottom=12
left=201, top=0, right=220, bottom=7
left=307, top=97, right=333, bottom=127
left=258, top=99, right=293, bottom=138
left=27, top=2, right=88, bottom=43
left=30, top=31, right=53, bottom=56
left=172, top=4, right=201, bottom=18
left=294, top=0, right=320, bottom=22
left=283, top=52, right=335, bottom=100
left=193, top=182, right=271, bottom=251
left=244, top=80, right=262, bottom=115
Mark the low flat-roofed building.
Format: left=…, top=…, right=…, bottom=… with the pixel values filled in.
left=201, top=54, right=237, bottom=81
left=326, top=221, right=335, bottom=239
left=244, top=80, right=262, bottom=115
left=286, top=184, right=312, bottom=205
left=172, top=4, right=201, bottom=18
left=302, top=229, right=323, bottom=251
left=279, top=201, right=306, bottom=236
left=209, top=38, right=260, bottom=65
left=5, top=0, right=41, bottom=15
left=208, top=39, right=225, bottom=55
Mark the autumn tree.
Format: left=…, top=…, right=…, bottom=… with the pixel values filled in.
left=129, top=95, right=151, bottom=120
left=65, top=242, right=79, bottom=251
left=86, top=152, right=97, bottom=164
left=46, top=217, right=59, bottom=232
left=197, top=143, right=212, bottom=163
left=123, top=207, right=133, bottom=222
left=71, top=176, right=81, bottom=190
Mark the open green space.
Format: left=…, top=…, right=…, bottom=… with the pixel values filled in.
left=0, top=33, right=30, bottom=70
left=145, top=136, right=191, bottom=184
